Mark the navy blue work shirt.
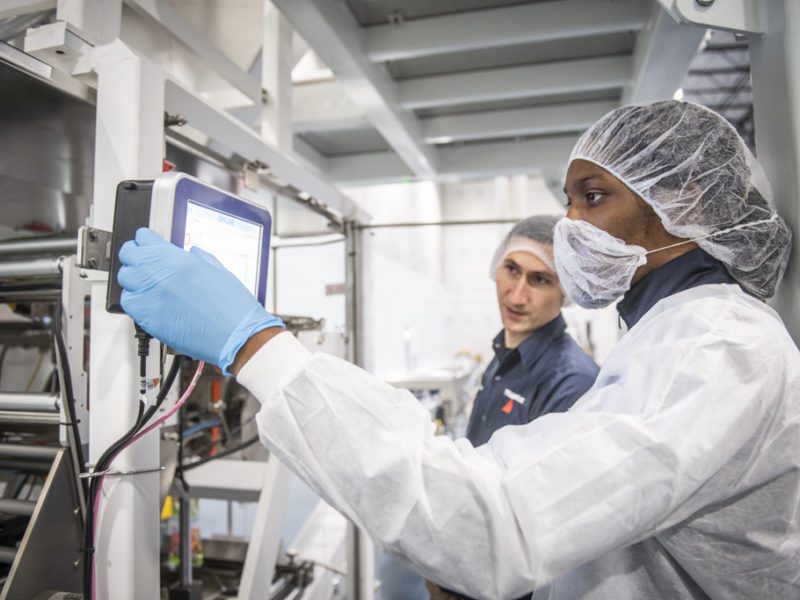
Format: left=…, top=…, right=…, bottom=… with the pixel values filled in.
left=465, top=314, right=599, bottom=447
left=441, top=315, right=598, bottom=600
left=617, top=247, right=737, bottom=329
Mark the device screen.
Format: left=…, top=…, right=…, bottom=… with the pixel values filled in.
left=183, top=200, right=263, bottom=296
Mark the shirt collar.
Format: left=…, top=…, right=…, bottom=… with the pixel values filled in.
left=493, top=314, right=567, bottom=368
left=617, top=248, right=737, bottom=329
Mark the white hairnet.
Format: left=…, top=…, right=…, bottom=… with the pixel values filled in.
left=489, top=215, right=559, bottom=279
left=569, top=100, right=792, bottom=299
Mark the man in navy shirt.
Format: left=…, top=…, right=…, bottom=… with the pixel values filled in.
left=432, top=215, right=599, bottom=599
left=467, top=215, right=598, bottom=446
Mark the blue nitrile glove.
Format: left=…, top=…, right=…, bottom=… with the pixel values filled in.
left=118, top=228, right=284, bottom=375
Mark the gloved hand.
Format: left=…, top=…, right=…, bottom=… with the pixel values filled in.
left=118, top=228, right=284, bottom=375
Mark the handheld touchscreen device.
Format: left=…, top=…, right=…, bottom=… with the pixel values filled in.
left=106, top=172, right=272, bottom=313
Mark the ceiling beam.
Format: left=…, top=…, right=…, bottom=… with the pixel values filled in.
left=325, top=151, right=413, bottom=186
left=165, top=78, right=367, bottom=221
left=324, top=135, right=577, bottom=185
left=366, top=0, right=650, bottom=63
left=422, top=100, right=617, bottom=144
left=399, top=55, right=631, bottom=110
left=437, top=134, right=577, bottom=180
left=623, top=4, right=706, bottom=104
left=272, top=0, right=438, bottom=178
left=293, top=134, right=329, bottom=173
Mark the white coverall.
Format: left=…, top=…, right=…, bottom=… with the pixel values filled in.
left=237, top=284, right=800, bottom=599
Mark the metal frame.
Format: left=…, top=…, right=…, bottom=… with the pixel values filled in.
left=164, top=78, right=367, bottom=223
left=0, top=449, right=84, bottom=600
left=125, top=0, right=263, bottom=106
left=658, top=0, right=799, bottom=344
left=343, top=220, right=375, bottom=600
left=88, top=40, right=165, bottom=600
left=364, top=0, right=649, bottom=63
left=272, top=0, right=438, bottom=180
left=657, top=0, right=763, bottom=34
left=623, top=3, right=707, bottom=104
left=237, top=458, right=294, bottom=600
left=11, top=3, right=372, bottom=597
left=60, top=256, right=95, bottom=454
left=398, top=55, right=631, bottom=111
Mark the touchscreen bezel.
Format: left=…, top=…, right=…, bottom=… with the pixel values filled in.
left=151, top=172, right=272, bottom=306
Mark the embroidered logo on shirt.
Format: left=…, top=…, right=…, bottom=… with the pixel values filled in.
left=501, top=389, right=526, bottom=414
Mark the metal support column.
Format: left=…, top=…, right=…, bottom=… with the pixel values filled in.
left=261, top=2, right=293, bottom=152
left=237, top=457, right=293, bottom=600
left=179, top=494, right=193, bottom=587
left=343, top=220, right=375, bottom=600
left=749, top=0, right=800, bottom=344
left=88, top=41, right=164, bottom=600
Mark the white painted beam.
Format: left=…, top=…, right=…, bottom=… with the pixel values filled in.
left=438, top=134, right=577, bottom=180
left=658, top=0, right=762, bottom=35
left=293, top=79, right=368, bottom=132
left=292, top=33, right=309, bottom=67
left=399, top=55, right=631, bottom=110
left=0, top=0, right=55, bottom=20
left=422, top=100, right=617, bottom=144
left=325, top=135, right=578, bottom=185
left=623, top=4, right=706, bottom=104
left=261, top=4, right=292, bottom=152
left=367, top=0, right=649, bottom=63
left=89, top=40, right=164, bottom=600
left=215, top=35, right=308, bottom=110
left=272, top=0, right=438, bottom=178
left=124, top=0, right=262, bottom=105
left=165, top=77, right=368, bottom=221
left=326, top=151, right=412, bottom=186
left=57, top=0, right=121, bottom=45
left=293, top=134, right=329, bottom=173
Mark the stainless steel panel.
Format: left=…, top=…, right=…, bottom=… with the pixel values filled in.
left=0, top=61, right=94, bottom=234
left=0, top=449, right=83, bottom=599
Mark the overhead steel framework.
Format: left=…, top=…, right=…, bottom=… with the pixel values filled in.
left=281, top=0, right=706, bottom=186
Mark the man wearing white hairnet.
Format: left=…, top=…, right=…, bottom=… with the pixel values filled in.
left=118, top=100, right=799, bottom=599
left=467, top=216, right=598, bottom=447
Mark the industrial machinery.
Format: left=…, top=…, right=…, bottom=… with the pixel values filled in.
left=0, top=237, right=86, bottom=600
left=0, top=17, right=360, bottom=596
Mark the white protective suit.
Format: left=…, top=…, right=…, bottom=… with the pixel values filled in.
left=238, top=283, right=800, bottom=599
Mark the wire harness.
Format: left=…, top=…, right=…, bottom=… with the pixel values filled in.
left=81, top=342, right=204, bottom=600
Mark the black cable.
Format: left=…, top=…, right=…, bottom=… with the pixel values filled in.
left=181, top=435, right=260, bottom=472
left=135, top=324, right=150, bottom=400
left=82, top=353, right=183, bottom=600
left=177, top=402, right=186, bottom=486
left=141, top=354, right=183, bottom=424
